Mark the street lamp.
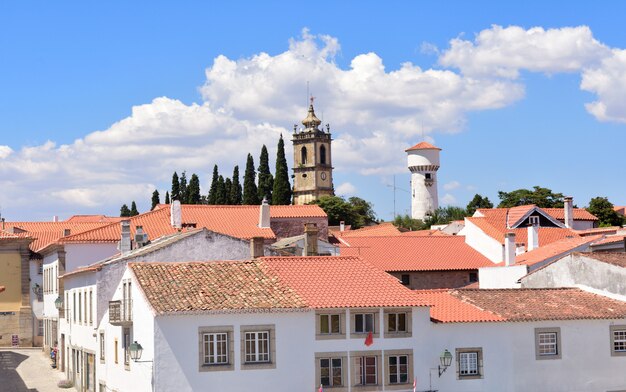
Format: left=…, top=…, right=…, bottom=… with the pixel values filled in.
left=129, top=341, right=143, bottom=361
left=438, top=349, right=453, bottom=377
left=54, top=296, right=63, bottom=310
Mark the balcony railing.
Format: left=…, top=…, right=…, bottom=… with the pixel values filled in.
left=109, top=299, right=132, bottom=326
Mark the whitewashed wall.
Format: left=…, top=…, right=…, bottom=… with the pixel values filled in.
left=479, top=265, right=527, bottom=288
left=460, top=219, right=504, bottom=263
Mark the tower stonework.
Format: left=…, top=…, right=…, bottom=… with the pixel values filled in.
left=406, top=141, right=441, bottom=220
left=292, top=100, right=334, bottom=205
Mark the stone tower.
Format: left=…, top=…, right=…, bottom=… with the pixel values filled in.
left=406, top=141, right=441, bottom=220
left=292, top=98, right=334, bottom=205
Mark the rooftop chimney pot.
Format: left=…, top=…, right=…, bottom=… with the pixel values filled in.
left=259, top=198, right=271, bottom=228
left=564, top=196, right=574, bottom=229
left=303, top=223, right=319, bottom=256
left=250, top=237, right=265, bottom=259
left=170, top=200, right=182, bottom=229
left=504, top=232, right=516, bottom=266
left=120, top=220, right=132, bottom=255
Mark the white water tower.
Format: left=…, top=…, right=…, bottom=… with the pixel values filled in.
left=406, top=142, right=441, bottom=221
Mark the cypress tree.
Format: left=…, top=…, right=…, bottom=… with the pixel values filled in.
left=272, top=134, right=292, bottom=205
left=224, top=178, right=233, bottom=204
left=208, top=165, right=219, bottom=205
left=130, top=201, right=139, bottom=216
left=164, top=191, right=170, bottom=204
left=257, top=145, right=274, bottom=203
left=171, top=172, right=180, bottom=201
left=120, top=204, right=131, bottom=217
left=243, top=154, right=260, bottom=205
left=151, top=190, right=160, bottom=210
left=187, top=173, right=201, bottom=204
left=231, top=166, right=243, bottom=205
left=215, top=175, right=227, bottom=205
left=179, top=171, right=188, bottom=203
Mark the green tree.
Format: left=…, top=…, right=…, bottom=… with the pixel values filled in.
left=243, top=154, right=260, bottom=205
left=497, top=186, right=564, bottom=208
left=224, top=177, right=233, bottom=204
left=392, top=214, right=427, bottom=231
left=310, top=196, right=358, bottom=227
left=466, top=194, right=493, bottom=216
left=179, top=171, right=188, bottom=204
left=348, top=197, right=377, bottom=227
left=120, top=204, right=131, bottom=217
left=257, top=145, right=274, bottom=203
left=587, top=197, right=625, bottom=227
left=151, top=190, right=160, bottom=210
left=171, top=172, right=180, bottom=201
left=215, top=175, right=227, bottom=205
left=187, top=173, right=201, bottom=204
left=164, top=191, right=170, bottom=204
left=207, top=165, right=219, bottom=204
left=130, top=201, right=139, bottom=216
left=424, top=206, right=467, bottom=226
left=272, top=135, right=292, bottom=205
left=230, top=166, right=243, bottom=205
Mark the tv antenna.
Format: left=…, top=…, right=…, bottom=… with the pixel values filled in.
left=386, top=175, right=409, bottom=219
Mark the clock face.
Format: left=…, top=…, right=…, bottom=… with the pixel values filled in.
left=320, top=172, right=327, bottom=180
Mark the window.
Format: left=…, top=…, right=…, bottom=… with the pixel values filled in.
left=301, top=146, right=308, bottom=164
left=320, top=314, right=340, bottom=334
left=114, top=338, right=118, bottom=364
left=456, top=348, right=483, bottom=379
left=354, top=313, right=375, bottom=333
left=355, top=356, right=377, bottom=385
left=535, top=327, right=561, bottom=360
left=73, top=292, right=77, bottom=323
left=65, top=292, right=69, bottom=322
left=469, top=272, right=478, bottom=282
left=425, top=173, right=432, bottom=180
left=203, top=333, right=228, bottom=365
left=38, top=262, right=42, bottom=275
left=240, top=325, right=276, bottom=369
left=38, top=320, right=44, bottom=336
left=320, top=357, right=342, bottom=387
left=529, top=216, right=540, bottom=225
left=99, top=332, right=105, bottom=362
left=388, top=355, right=408, bottom=384
left=387, top=313, right=406, bottom=333
left=610, top=325, right=626, bottom=357
left=400, top=274, right=410, bottom=286
left=89, top=290, right=93, bottom=326
left=84, top=290, right=87, bottom=325
left=78, top=292, right=82, bottom=324
left=320, top=145, right=327, bottom=165
left=123, top=328, right=131, bottom=367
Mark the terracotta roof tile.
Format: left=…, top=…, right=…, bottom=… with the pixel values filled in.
left=591, top=235, right=626, bottom=246
left=401, top=229, right=448, bottom=237
left=510, top=235, right=602, bottom=266
left=579, top=252, right=626, bottom=268
left=405, top=141, right=441, bottom=151
left=412, top=290, right=503, bottom=323
left=65, top=215, right=124, bottom=223
left=543, top=208, right=598, bottom=221
left=506, top=205, right=535, bottom=227
left=131, top=256, right=427, bottom=314
left=3, top=222, right=111, bottom=252
left=334, top=222, right=401, bottom=238
left=339, top=236, right=493, bottom=271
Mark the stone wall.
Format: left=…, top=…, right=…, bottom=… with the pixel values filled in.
left=389, top=270, right=478, bottom=290
left=270, top=217, right=328, bottom=241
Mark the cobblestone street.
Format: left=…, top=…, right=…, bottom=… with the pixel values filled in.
left=0, top=349, right=66, bottom=392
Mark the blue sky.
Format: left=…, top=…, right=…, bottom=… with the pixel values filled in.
left=1, top=1, right=625, bottom=220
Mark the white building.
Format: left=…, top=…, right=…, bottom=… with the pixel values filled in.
left=406, top=141, right=441, bottom=221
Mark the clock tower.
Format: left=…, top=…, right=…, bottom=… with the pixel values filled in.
left=292, top=98, right=334, bottom=205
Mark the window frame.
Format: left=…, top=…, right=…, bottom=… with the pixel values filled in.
left=455, top=347, right=483, bottom=380
left=534, top=327, right=561, bottom=360
left=99, top=331, right=105, bottom=363
left=610, top=325, right=626, bottom=357
left=316, top=310, right=346, bottom=340
left=384, top=309, right=412, bottom=338
left=384, top=349, right=413, bottom=390
left=351, top=310, right=379, bottom=338
left=240, top=324, right=276, bottom=370
left=350, top=351, right=381, bottom=389
left=198, top=326, right=234, bottom=371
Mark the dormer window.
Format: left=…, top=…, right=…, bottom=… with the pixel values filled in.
left=529, top=216, right=540, bottom=226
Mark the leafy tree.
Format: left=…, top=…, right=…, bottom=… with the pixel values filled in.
left=311, top=196, right=358, bottom=227
left=587, top=197, right=625, bottom=227
left=272, top=135, right=292, bottom=205
left=179, top=171, right=188, bottom=204
left=187, top=173, right=201, bottom=204
left=224, top=177, right=233, bottom=204
left=257, top=145, right=274, bottom=203
left=164, top=191, right=170, bottom=204
left=151, top=190, right=160, bottom=210
left=120, top=204, right=131, bottom=217
left=207, top=165, right=219, bottom=205
left=392, top=214, right=427, bottom=231
left=348, top=197, right=377, bottom=227
left=424, top=206, right=467, bottom=226
left=171, top=172, right=180, bottom=201
left=130, top=201, right=139, bottom=216
left=497, top=186, right=564, bottom=208
left=230, top=166, right=243, bottom=205
left=243, top=154, right=260, bottom=205
left=466, top=194, right=493, bottom=216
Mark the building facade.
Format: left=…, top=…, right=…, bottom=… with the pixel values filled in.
left=406, top=142, right=441, bottom=221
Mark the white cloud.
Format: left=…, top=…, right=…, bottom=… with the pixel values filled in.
left=581, top=49, right=626, bottom=123
left=335, top=182, right=357, bottom=196
left=443, top=181, right=460, bottom=191
left=441, top=193, right=458, bottom=206
left=0, top=146, right=13, bottom=159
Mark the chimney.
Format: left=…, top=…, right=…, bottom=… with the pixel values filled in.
left=339, top=221, right=345, bottom=232
left=303, top=223, right=319, bottom=256
left=527, top=222, right=539, bottom=251
left=52, top=215, right=59, bottom=222
left=504, top=232, right=516, bottom=266
left=259, top=197, right=270, bottom=228
left=564, top=196, right=574, bottom=229
left=250, top=237, right=265, bottom=259
left=120, top=220, right=131, bottom=255
left=134, top=226, right=148, bottom=248
left=170, top=200, right=182, bottom=229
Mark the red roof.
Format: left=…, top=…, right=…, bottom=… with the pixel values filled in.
left=3, top=222, right=111, bottom=252
left=401, top=229, right=448, bottom=237
left=543, top=208, right=598, bottom=221
left=510, top=235, right=602, bottom=266
left=130, top=256, right=428, bottom=314
left=580, top=252, right=626, bottom=268
left=65, top=215, right=124, bottom=223
left=339, top=236, right=494, bottom=271
left=333, top=222, right=401, bottom=238
left=405, top=141, right=441, bottom=152
left=590, top=235, right=626, bottom=246
left=415, top=288, right=626, bottom=323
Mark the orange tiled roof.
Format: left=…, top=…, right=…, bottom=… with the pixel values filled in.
left=405, top=141, right=441, bottom=152
left=613, top=206, right=626, bottom=215
left=3, top=222, right=111, bottom=252
left=153, top=204, right=327, bottom=218
left=543, top=208, right=598, bottom=221
left=65, top=215, right=124, bottom=223
left=506, top=205, right=536, bottom=227
left=339, top=236, right=493, bottom=271
left=591, top=235, right=626, bottom=246
left=575, top=226, right=620, bottom=236
left=401, top=229, right=448, bottom=236
left=579, top=252, right=626, bottom=268
left=511, top=235, right=602, bottom=266
left=415, top=288, right=626, bottom=323
left=130, top=256, right=428, bottom=314
left=334, top=222, right=401, bottom=238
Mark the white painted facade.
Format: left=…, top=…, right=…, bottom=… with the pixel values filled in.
left=407, top=147, right=440, bottom=221
left=478, top=265, right=527, bottom=289
left=459, top=218, right=504, bottom=263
